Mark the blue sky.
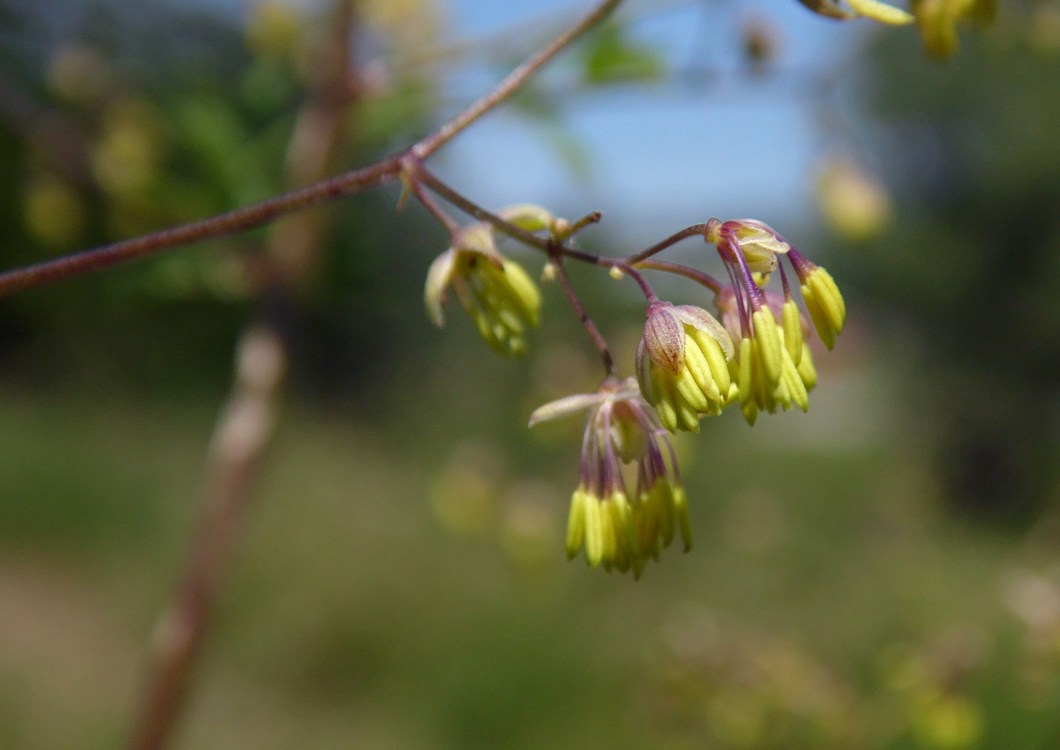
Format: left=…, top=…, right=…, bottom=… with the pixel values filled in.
left=432, top=0, right=879, bottom=246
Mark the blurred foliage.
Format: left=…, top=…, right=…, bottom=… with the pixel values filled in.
left=0, top=0, right=442, bottom=394
left=579, top=20, right=666, bottom=85
left=832, top=2, right=1060, bottom=521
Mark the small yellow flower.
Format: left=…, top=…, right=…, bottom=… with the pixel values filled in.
left=716, top=290, right=818, bottom=426
left=789, top=255, right=846, bottom=351
left=635, top=302, right=735, bottom=433
left=529, top=378, right=692, bottom=578
left=424, top=223, right=541, bottom=357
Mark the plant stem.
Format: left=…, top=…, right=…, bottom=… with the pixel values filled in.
left=126, top=324, right=286, bottom=750
left=625, top=223, right=711, bottom=264
left=125, top=4, right=359, bottom=748
left=635, top=258, right=725, bottom=293
left=0, top=158, right=401, bottom=298
left=408, top=175, right=460, bottom=234
left=551, top=255, right=616, bottom=376
left=411, top=163, right=551, bottom=250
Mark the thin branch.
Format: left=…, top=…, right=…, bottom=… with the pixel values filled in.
left=125, top=4, right=360, bottom=749
left=635, top=258, right=725, bottom=293
left=411, top=163, right=551, bottom=251
left=624, top=223, right=711, bottom=264
left=126, top=324, right=286, bottom=750
left=0, top=158, right=402, bottom=298
left=408, top=175, right=460, bottom=234
left=551, top=255, right=616, bottom=376
left=0, top=0, right=626, bottom=299
left=612, top=262, right=658, bottom=303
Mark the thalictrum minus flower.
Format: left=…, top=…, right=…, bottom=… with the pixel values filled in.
left=529, top=377, right=692, bottom=578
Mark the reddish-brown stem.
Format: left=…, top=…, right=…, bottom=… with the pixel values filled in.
left=551, top=254, right=616, bottom=376
left=613, top=262, right=658, bottom=303
left=411, top=163, right=551, bottom=251
left=409, top=175, right=460, bottom=234
left=624, top=223, right=712, bottom=264
left=0, top=158, right=402, bottom=298
left=635, top=258, right=725, bottom=294
left=125, top=326, right=285, bottom=750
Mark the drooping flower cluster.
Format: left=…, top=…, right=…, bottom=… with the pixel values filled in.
left=634, top=219, right=844, bottom=429
left=424, top=221, right=541, bottom=357
left=708, top=218, right=844, bottom=426
left=424, top=207, right=846, bottom=576
left=529, top=378, right=691, bottom=578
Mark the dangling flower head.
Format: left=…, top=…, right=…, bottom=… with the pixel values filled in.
left=424, top=222, right=541, bottom=357
left=529, top=377, right=691, bottom=578
left=704, top=218, right=844, bottom=424
left=635, top=302, right=735, bottom=433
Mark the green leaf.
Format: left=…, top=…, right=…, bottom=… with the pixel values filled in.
left=581, top=22, right=665, bottom=85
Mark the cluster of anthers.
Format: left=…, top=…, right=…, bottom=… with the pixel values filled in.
left=425, top=206, right=845, bottom=577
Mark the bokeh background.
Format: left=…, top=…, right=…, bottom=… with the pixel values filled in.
left=1, top=0, right=1059, bottom=748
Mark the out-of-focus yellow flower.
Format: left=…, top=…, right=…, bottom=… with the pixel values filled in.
left=529, top=378, right=691, bottom=578
left=245, top=0, right=303, bottom=60
left=913, top=0, right=996, bottom=58
left=817, top=155, right=893, bottom=242
left=635, top=302, right=735, bottom=433
left=91, top=100, right=163, bottom=195
left=24, top=176, right=86, bottom=248
left=47, top=45, right=111, bottom=104
left=424, top=222, right=540, bottom=357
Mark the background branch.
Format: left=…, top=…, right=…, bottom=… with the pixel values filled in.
left=125, top=4, right=359, bottom=749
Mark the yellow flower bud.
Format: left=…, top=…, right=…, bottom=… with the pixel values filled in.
left=800, top=266, right=846, bottom=350
left=637, top=302, right=734, bottom=433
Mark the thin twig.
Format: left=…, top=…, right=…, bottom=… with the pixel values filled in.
left=612, top=262, right=658, bottom=303
left=408, top=176, right=460, bottom=234
left=127, top=323, right=287, bottom=750
left=0, top=158, right=401, bottom=297
left=411, top=163, right=551, bottom=250
left=635, top=258, right=725, bottom=293
left=551, top=255, right=616, bottom=376
left=624, top=222, right=711, bottom=264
